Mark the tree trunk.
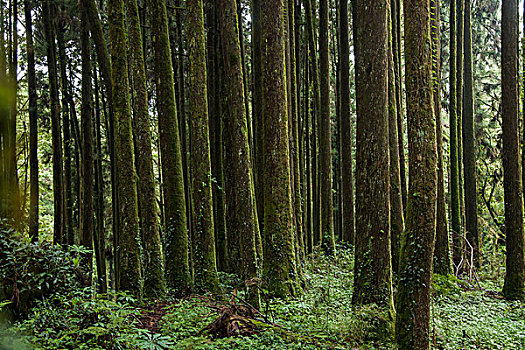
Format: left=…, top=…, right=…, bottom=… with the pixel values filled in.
left=305, top=0, right=321, bottom=246
left=108, top=0, right=142, bottom=295
left=85, top=0, right=119, bottom=274
left=395, top=0, right=437, bottom=347
left=148, top=0, right=190, bottom=293
left=262, top=0, right=298, bottom=298
left=352, top=0, right=394, bottom=333
left=462, top=0, right=479, bottom=268
left=125, top=0, right=166, bottom=296
left=501, top=0, right=525, bottom=301
left=449, top=0, right=462, bottom=273
left=187, top=0, right=220, bottom=293
left=25, top=0, right=38, bottom=240
left=56, top=12, right=73, bottom=246
left=43, top=1, right=64, bottom=245
left=433, top=0, right=452, bottom=276
left=205, top=1, right=227, bottom=271
left=219, top=0, right=260, bottom=304
left=80, top=0, right=94, bottom=276
left=339, top=0, right=354, bottom=245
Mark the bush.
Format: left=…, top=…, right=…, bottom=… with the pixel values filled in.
left=0, top=222, right=87, bottom=318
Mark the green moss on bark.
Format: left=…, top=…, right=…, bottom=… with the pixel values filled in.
left=262, top=0, right=298, bottom=299
left=108, top=0, right=142, bottom=296
left=124, top=0, right=165, bottom=297
left=188, top=0, right=220, bottom=294
left=395, top=0, right=437, bottom=347
left=147, top=0, right=191, bottom=293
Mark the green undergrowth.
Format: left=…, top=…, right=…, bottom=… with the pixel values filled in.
left=1, top=243, right=523, bottom=349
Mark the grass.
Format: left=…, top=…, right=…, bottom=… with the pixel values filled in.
left=1, top=244, right=523, bottom=349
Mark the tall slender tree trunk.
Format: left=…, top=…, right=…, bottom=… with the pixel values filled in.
left=187, top=0, right=220, bottom=293
left=219, top=0, right=260, bottom=304
left=449, top=0, right=462, bottom=273
left=387, top=5, right=404, bottom=275
left=252, top=0, right=264, bottom=235
left=462, top=0, right=479, bottom=267
left=392, top=0, right=407, bottom=214
left=339, top=0, right=354, bottom=245
left=93, top=67, right=107, bottom=293
left=262, top=0, right=298, bottom=298
left=206, top=1, right=227, bottom=271
left=56, top=14, right=73, bottom=246
left=319, top=0, right=335, bottom=254
left=396, top=0, right=437, bottom=347
left=108, top=0, right=142, bottom=295
left=125, top=0, right=166, bottom=296
left=305, top=0, right=321, bottom=246
left=288, top=0, right=304, bottom=263
left=25, top=0, right=38, bottom=240
left=502, top=0, right=525, bottom=301
left=80, top=1, right=94, bottom=274
left=43, top=1, right=64, bottom=245
left=433, top=0, right=452, bottom=276
left=148, top=0, right=190, bottom=293
left=456, top=0, right=465, bottom=267
left=352, top=0, right=394, bottom=333
left=85, top=0, right=119, bottom=277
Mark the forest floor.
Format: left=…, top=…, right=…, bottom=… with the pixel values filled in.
left=1, top=245, right=524, bottom=349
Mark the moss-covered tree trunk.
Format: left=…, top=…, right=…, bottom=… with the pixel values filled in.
left=187, top=0, right=220, bottom=293
left=449, top=0, right=462, bottom=274
left=388, top=4, right=404, bottom=275
left=80, top=0, right=94, bottom=274
left=392, top=0, right=407, bottom=215
left=319, top=0, right=335, bottom=255
left=305, top=0, right=321, bottom=246
left=501, top=0, right=525, bottom=301
left=352, top=0, right=394, bottom=332
left=93, top=68, right=107, bottom=293
left=24, top=0, right=38, bottom=240
left=287, top=0, right=304, bottom=263
left=85, top=0, right=119, bottom=278
left=262, top=0, right=298, bottom=299
left=395, top=0, right=437, bottom=347
left=124, top=0, right=165, bottom=296
left=252, top=0, right=264, bottom=236
left=432, top=0, right=452, bottom=276
left=456, top=0, right=466, bottom=272
left=108, top=0, right=142, bottom=295
left=147, top=0, right=190, bottom=293
left=43, top=1, right=64, bottom=245
left=205, top=1, right=227, bottom=271
left=462, top=0, right=479, bottom=268
left=339, top=0, right=354, bottom=245
left=56, top=15, right=73, bottom=246
left=219, top=0, right=260, bottom=304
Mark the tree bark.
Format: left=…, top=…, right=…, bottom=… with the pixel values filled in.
left=148, top=0, right=190, bottom=293
left=262, top=0, right=298, bottom=298
left=219, top=0, right=260, bottom=304
left=395, top=0, right=437, bottom=347
left=352, top=0, right=394, bottom=333
left=25, top=0, right=38, bottom=240
left=43, top=0, right=64, bottom=245
left=187, top=0, right=220, bottom=293
left=501, top=0, right=525, bottom=301
left=433, top=0, right=452, bottom=276
left=80, top=0, right=94, bottom=276
left=108, top=0, right=142, bottom=295
left=340, top=0, right=354, bottom=245
left=462, top=0, right=479, bottom=267
left=125, top=0, right=166, bottom=296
